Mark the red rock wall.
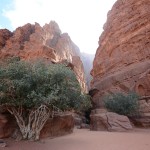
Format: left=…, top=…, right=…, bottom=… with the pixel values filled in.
left=0, top=21, right=87, bottom=92
left=91, top=0, right=150, bottom=108
left=0, top=113, right=74, bottom=139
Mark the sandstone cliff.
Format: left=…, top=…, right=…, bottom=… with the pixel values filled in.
left=91, top=0, right=150, bottom=108
left=0, top=21, right=87, bottom=92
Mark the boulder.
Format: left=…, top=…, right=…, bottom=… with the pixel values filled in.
left=79, top=123, right=90, bottom=129
left=40, top=113, right=74, bottom=138
left=90, top=111, right=132, bottom=131
left=0, top=139, right=7, bottom=147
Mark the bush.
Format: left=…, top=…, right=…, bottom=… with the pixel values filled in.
left=103, top=92, right=139, bottom=116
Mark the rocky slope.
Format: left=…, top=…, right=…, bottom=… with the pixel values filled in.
left=90, top=0, right=150, bottom=108
left=0, top=21, right=87, bottom=92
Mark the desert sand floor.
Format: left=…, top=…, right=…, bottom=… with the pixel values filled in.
left=3, top=128, right=150, bottom=150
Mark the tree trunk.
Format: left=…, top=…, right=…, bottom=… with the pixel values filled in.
left=7, top=105, right=51, bottom=141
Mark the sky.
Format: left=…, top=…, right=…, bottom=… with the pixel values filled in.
left=0, top=0, right=117, bottom=54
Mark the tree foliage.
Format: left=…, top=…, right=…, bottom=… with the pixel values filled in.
left=0, top=60, right=90, bottom=110
left=0, top=59, right=91, bottom=140
left=103, top=92, right=139, bottom=116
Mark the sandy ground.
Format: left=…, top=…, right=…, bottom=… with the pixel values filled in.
left=3, top=128, right=150, bottom=150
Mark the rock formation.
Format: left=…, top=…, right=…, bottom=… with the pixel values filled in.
left=91, top=0, right=150, bottom=108
left=90, top=109, right=132, bottom=131
left=0, top=113, right=74, bottom=139
left=0, top=21, right=87, bottom=92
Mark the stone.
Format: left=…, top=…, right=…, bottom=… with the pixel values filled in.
left=91, top=108, right=107, bottom=115
left=72, top=112, right=87, bottom=126
left=74, top=116, right=82, bottom=126
left=0, top=139, right=7, bottom=147
left=0, top=21, right=87, bottom=92
left=79, top=123, right=90, bottom=129
left=90, top=0, right=150, bottom=108
left=40, top=113, right=74, bottom=138
left=90, top=111, right=133, bottom=131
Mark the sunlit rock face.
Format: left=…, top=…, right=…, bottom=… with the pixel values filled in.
left=91, top=0, right=150, bottom=108
left=0, top=21, right=87, bottom=92
left=0, top=29, right=12, bottom=49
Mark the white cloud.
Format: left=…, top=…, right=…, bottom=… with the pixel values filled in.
left=3, top=0, right=116, bottom=54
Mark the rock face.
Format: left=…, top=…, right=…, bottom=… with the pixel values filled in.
left=0, top=21, right=87, bottom=92
left=0, top=113, right=74, bottom=139
left=0, top=113, right=17, bottom=138
left=0, top=29, right=12, bottom=49
left=40, top=114, right=74, bottom=138
left=81, top=53, right=94, bottom=90
left=90, top=110, right=133, bottom=131
left=91, top=0, right=150, bottom=108
left=130, top=96, right=150, bottom=127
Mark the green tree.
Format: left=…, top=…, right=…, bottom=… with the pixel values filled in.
left=103, top=92, right=139, bottom=116
left=0, top=60, right=90, bottom=140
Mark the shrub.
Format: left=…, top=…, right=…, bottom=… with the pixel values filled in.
left=103, top=92, right=139, bottom=116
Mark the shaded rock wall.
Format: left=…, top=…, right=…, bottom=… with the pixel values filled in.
left=91, top=0, right=150, bottom=108
left=0, top=113, right=17, bottom=138
left=0, top=113, right=74, bottom=139
left=40, top=114, right=74, bottom=138
left=0, top=21, right=87, bottom=92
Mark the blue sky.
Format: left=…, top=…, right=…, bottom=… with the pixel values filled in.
left=0, top=0, right=13, bottom=30
left=0, top=0, right=116, bottom=54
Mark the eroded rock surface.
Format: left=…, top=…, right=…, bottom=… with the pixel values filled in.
left=0, top=29, right=12, bottom=49
left=40, top=113, right=74, bottom=138
left=90, top=110, right=133, bottom=131
left=130, top=96, right=150, bottom=127
left=0, top=113, right=74, bottom=139
left=91, top=0, right=150, bottom=108
left=0, top=21, right=87, bottom=92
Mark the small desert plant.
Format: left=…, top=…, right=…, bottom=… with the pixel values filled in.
left=103, top=92, right=139, bottom=116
